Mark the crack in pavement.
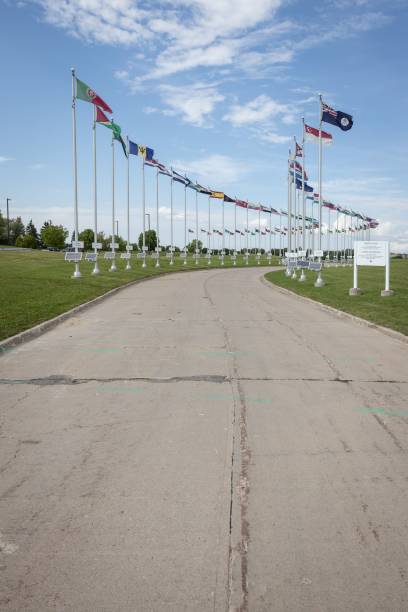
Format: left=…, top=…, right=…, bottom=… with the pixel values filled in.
left=0, top=376, right=407, bottom=386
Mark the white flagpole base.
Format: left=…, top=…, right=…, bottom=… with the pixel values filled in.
left=291, top=270, right=297, bottom=279
left=183, top=259, right=187, bottom=266
left=92, top=264, right=99, bottom=275
left=381, top=289, right=394, bottom=297
left=155, top=261, right=160, bottom=268
left=125, top=262, right=131, bottom=270
left=285, top=268, right=291, bottom=277
left=349, top=287, right=362, bottom=296
left=299, top=270, right=306, bottom=282
left=314, top=272, right=325, bottom=287
left=109, top=262, right=117, bottom=272
left=169, top=258, right=174, bottom=266
left=72, top=264, right=81, bottom=279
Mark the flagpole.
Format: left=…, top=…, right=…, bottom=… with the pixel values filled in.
left=268, top=212, right=272, bottom=263
left=140, top=157, right=146, bottom=267
left=301, top=119, right=306, bottom=252
left=109, top=127, right=117, bottom=272
left=315, top=93, right=325, bottom=287
left=234, top=200, right=237, bottom=266
left=195, top=187, right=199, bottom=265
left=183, top=180, right=187, bottom=265
left=335, top=208, right=339, bottom=266
left=299, top=120, right=307, bottom=281
left=125, top=136, right=131, bottom=270
left=71, top=68, right=81, bottom=278
left=208, top=195, right=211, bottom=265
left=155, top=167, right=160, bottom=268
left=170, top=169, right=174, bottom=266
left=327, top=207, right=331, bottom=262
left=257, top=206, right=261, bottom=264
left=279, top=212, right=282, bottom=258
left=91, top=104, right=99, bottom=275
left=246, top=204, right=249, bottom=265
left=221, top=198, right=225, bottom=265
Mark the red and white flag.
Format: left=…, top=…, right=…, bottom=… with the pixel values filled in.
left=304, top=123, right=333, bottom=145
left=295, top=142, right=303, bottom=157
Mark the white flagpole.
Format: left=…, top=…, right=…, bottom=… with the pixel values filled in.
left=327, top=207, right=331, bottom=262
left=183, top=180, right=187, bottom=265
left=301, top=119, right=306, bottom=252
left=170, top=168, right=174, bottom=266
left=110, top=127, right=116, bottom=272
left=92, top=104, right=99, bottom=275
left=279, top=212, right=282, bottom=258
left=208, top=195, right=211, bottom=265
left=335, top=208, right=339, bottom=265
left=221, top=197, right=225, bottom=265
left=246, top=204, right=249, bottom=265
left=268, top=212, right=272, bottom=263
left=71, top=68, right=81, bottom=278
left=155, top=166, right=160, bottom=268
left=234, top=200, right=237, bottom=266
left=125, top=137, right=131, bottom=270
left=142, top=156, right=146, bottom=268
left=299, top=122, right=306, bottom=283
left=195, top=187, right=199, bottom=265
left=257, top=206, right=261, bottom=265
left=315, top=93, right=325, bottom=286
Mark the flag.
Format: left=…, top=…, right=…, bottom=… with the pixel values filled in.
left=76, top=77, right=112, bottom=113
left=235, top=199, right=248, bottom=209
left=305, top=123, right=333, bottom=144
left=129, top=140, right=154, bottom=160
left=188, top=228, right=194, bottom=233
left=323, top=200, right=337, bottom=211
left=321, top=101, right=353, bottom=131
left=96, top=109, right=127, bottom=156
left=172, top=170, right=188, bottom=185
left=296, top=142, right=303, bottom=157
left=210, top=191, right=224, bottom=199
left=223, top=194, right=235, bottom=203
left=295, top=179, right=313, bottom=192
left=247, top=202, right=260, bottom=210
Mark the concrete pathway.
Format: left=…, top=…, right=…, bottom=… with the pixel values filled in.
left=1, top=267, right=407, bottom=611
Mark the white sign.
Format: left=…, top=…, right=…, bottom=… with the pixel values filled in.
left=91, top=242, right=102, bottom=249
left=314, top=250, right=323, bottom=257
left=120, top=253, right=131, bottom=259
left=72, top=240, right=84, bottom=249
left=195, top=248, right=200, bottom=254
left=110, top=242, right=119, bottom=249
left=350, top=241, right=392, bottom=297
left=142, top=246, right=149, bottom=252
left=297, top=250, right=306, bottom=257
left=286, top=252, right=298, bottom=258
left=155, top=247, right=161, bottom=253
left=137, top=252, right=145, bottom=259
left=356, top=241, right=387, bottom=266
left=126, top=245, right=133, bottom=251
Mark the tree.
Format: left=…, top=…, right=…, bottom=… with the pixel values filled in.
left=15, top=234, right=38, bottom=249
left=0, top=210, right=6, bottom=243
left=26, top=219, right=40, bottom=248
left=138, top=229, right=157, bottom=252
left=41, top=224, right=68, bottom=249
left=9, top=217, right=25, bottom=245
left=79, top=228, right=95, bottom=250
left=187, top=239, right=203, bottom=254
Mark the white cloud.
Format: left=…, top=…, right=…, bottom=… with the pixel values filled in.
left=0, top=156, right=15, bottom=163
left=28, top=163, right=46, bottom=170
left=223, top=95, right=294, bottom=126
left=157, top=83, right=224, bottom=127
left=258, top=131, right=291, bottom=144
left=172, top=154, right=246, bottom=186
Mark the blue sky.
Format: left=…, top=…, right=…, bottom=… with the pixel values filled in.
left=1, top=0, right=407, bottom=250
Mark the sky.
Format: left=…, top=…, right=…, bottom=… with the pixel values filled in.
left=0, top=0, right=407, bottom=251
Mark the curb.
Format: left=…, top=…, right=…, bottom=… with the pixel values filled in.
left=262, top=273, right=408, bottom=346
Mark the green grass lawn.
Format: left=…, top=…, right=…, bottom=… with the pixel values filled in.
left=0, top=250, right=278, bottom=341
left=265, top=260, right=408, bottom=336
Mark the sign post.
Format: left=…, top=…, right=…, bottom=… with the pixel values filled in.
left=349, top=241, right=393, bottom=297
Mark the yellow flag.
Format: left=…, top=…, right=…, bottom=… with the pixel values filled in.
left=211, top=191, right=224, bottom=199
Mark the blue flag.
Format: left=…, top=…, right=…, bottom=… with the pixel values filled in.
left=321, top=102, right=353, bottom=131
left=296, top=179, right=313, bottom=192
left=129, top=140, right=154, bottom=160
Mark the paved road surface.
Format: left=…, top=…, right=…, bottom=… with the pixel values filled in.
left=1, top=267, right=408, bottom=611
